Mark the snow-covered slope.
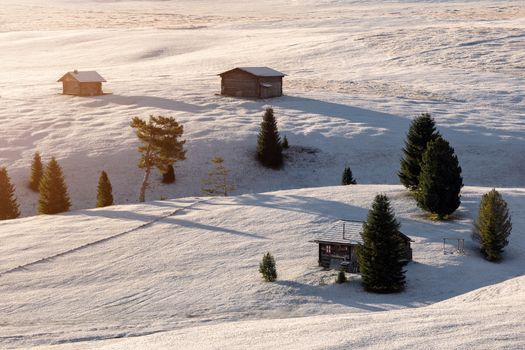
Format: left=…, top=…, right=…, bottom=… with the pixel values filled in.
left=0, top=0, right=523, bottom=216
left=34, top=275, right=525, bottom=350
left=1, top=185, right=524, bottom=348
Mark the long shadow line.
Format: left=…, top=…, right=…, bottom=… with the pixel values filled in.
left=0, top=199, right=205, bottom=278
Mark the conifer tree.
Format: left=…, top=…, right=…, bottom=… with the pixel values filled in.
left=473, top=189, right=512, bottom=262
left=336, top=269, right=347, bottom=284
left=161, top=164, right=175, bottom=184
left=38, top=157, right=71, bottom=214
left=416, top=136, right=463, bottom=219
left=28, top=151, right=44, bottom=192
left=96, top=170, right=114, bottom=207
left=256, top=107, right=283, bottom=168
left=358, top=194, right=406, bottom=293
left=398, top=113, right=439, bottom=190
left=341, top=166, right=357, bottom=185
left=259, top=252, right=277, bottom=282
left=0, top=167, right=20, bottom=220
left=130, top=115, right=186, bottom=202
left=282, top=135, right=289, bottom=149
left=201, top=156, right=235, bottom=196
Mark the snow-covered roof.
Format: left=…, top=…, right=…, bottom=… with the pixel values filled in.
left=314, top=221, right=364, bottom=245
left=313, top=220, right=413, bottom=245
left=57, top=71, right=106, bottom=83
left=220, top=67, right=286, bottom=77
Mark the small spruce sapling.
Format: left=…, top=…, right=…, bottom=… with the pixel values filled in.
left=336, top=269, right=347, bottom=284
left=96, top=170, right=114, bottom=207
left=259, top=252, right=277, bottom=282
left=282, top=135, right=289, bottom=149
left=341, top=166, right=357, bottom=185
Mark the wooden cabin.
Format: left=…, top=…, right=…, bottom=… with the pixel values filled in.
left=57, top=70, right=106, bottom=96
left=312, top=221, right=413, bottom=273
left=218, top=67, right=285, bottom=99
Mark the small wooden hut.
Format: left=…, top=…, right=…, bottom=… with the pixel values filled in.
left=312, top=220, right=413, bottom=273
left=218, top=67, right=285, bottom=99
left=57, top=70, right=106, bottom=96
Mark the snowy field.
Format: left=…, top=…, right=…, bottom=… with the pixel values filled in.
left=1, top=185, right=524, bottom=349
left=1, top=0, right=525, bottom=348
left=0, top=0, right=524, bottom=216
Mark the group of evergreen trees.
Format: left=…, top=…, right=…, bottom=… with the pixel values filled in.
left=399, top=114, right=513, bottom=261
left=0, top=152, right=116, bottom=220
left=398, top=113, right=463, bottom=219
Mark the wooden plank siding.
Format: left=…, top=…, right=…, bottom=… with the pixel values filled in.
left=220, top=69, right=283, bottom=98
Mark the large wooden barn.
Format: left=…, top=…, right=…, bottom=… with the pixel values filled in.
left=312, top=221, right=413, bottom=273
left=218, top=67, right=285, bottom=99
left=57, top=70, right=106, bottom=96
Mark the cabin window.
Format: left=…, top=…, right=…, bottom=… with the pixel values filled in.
left=325, top=245, right=332, bottom=254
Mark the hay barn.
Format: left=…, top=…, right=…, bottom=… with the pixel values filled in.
left=219, top=67, right=285, bottom=99
left=57, top=70, right=106, bottom=96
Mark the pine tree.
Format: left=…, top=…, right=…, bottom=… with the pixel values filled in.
left=282, top=135, right=289, bottom=149
left=473, top=189, right=512, bottom=262
left=256, top=107, right=283, bottom=168
left=28, top=151, right=44, bottom=192
left=130, top=115, right=186, bottom=202
left=96, top=171, right=114, bottom=207
left=38, top=157, right=71, bottom=214
left=416, top=136, right=463, bottom=219
left=162, top=164, right=175, bottom=184
left=201, top=156, right=235, bottom=196
left=398, top=113, right=439, bottom=190
left=259, top=252, right=277, bottom=282
left=336, top=269, right=347, bottom=284
left=341, top=166, right=357, bottom=185
left=358, top=194, right=406, bottom=293
left=0, top=167, right=20, bottom=220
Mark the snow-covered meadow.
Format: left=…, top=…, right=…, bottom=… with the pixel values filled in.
left=1, top=0, right=524, bottom=348
left=1, top=185, right=525, bottom=349
left=0, top=0, right=524, bottom=216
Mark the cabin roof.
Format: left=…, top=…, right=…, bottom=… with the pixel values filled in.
left=313, top=220, right=413, bottom=245
left=219, top=67, right=286, bottom=77
left=57, top=71, right=106, bottom=83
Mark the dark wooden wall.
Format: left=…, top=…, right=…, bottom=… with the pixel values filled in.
left=221, top=70, right=283, bottom=98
